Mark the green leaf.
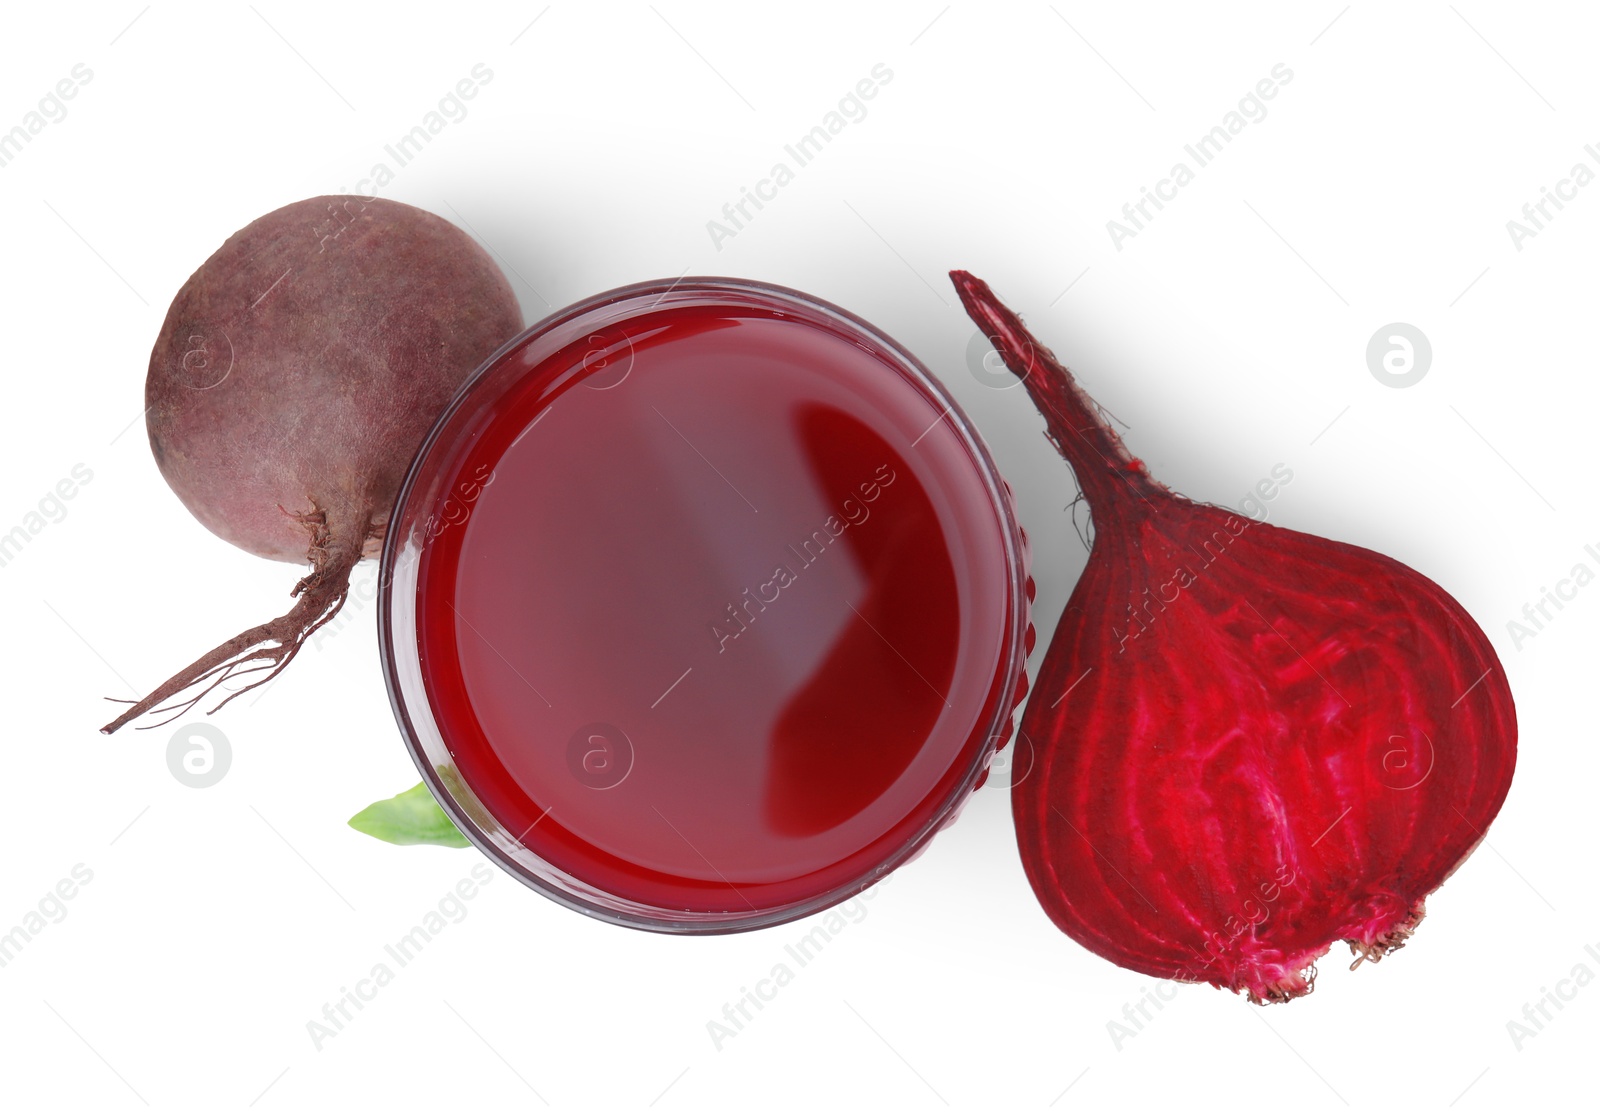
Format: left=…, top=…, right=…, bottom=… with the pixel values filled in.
left=349, top=782, right=470, bottom=848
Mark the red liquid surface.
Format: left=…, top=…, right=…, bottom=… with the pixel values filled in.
left=416, top=298, right=1015, bottom=916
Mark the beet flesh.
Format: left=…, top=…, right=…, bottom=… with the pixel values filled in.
left=953, top=270, right=1517, bottom=1002
left=102, top=196, right=522, bottom=733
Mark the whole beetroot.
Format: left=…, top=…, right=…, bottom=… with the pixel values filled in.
left=102, top=196, right=523, bottom=733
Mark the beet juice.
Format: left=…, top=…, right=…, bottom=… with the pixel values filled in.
left=381, top=279, right=1028, bottom=930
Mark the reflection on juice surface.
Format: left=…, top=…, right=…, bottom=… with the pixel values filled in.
left=763, top=404, right=959, bottom=838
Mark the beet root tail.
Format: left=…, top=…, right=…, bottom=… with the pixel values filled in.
left=950, top=270, right=1167, bottom=510
left=100, top=514, right=367, bottom=734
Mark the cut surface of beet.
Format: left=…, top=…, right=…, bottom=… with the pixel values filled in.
left=953, top=270, right=1516, bottom=1002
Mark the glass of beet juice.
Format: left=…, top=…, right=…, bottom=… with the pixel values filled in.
left=380, top=278, right=1030, bottom=932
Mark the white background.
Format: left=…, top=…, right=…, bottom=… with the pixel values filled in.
left=0, top=2, right=1593, bottom=1110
